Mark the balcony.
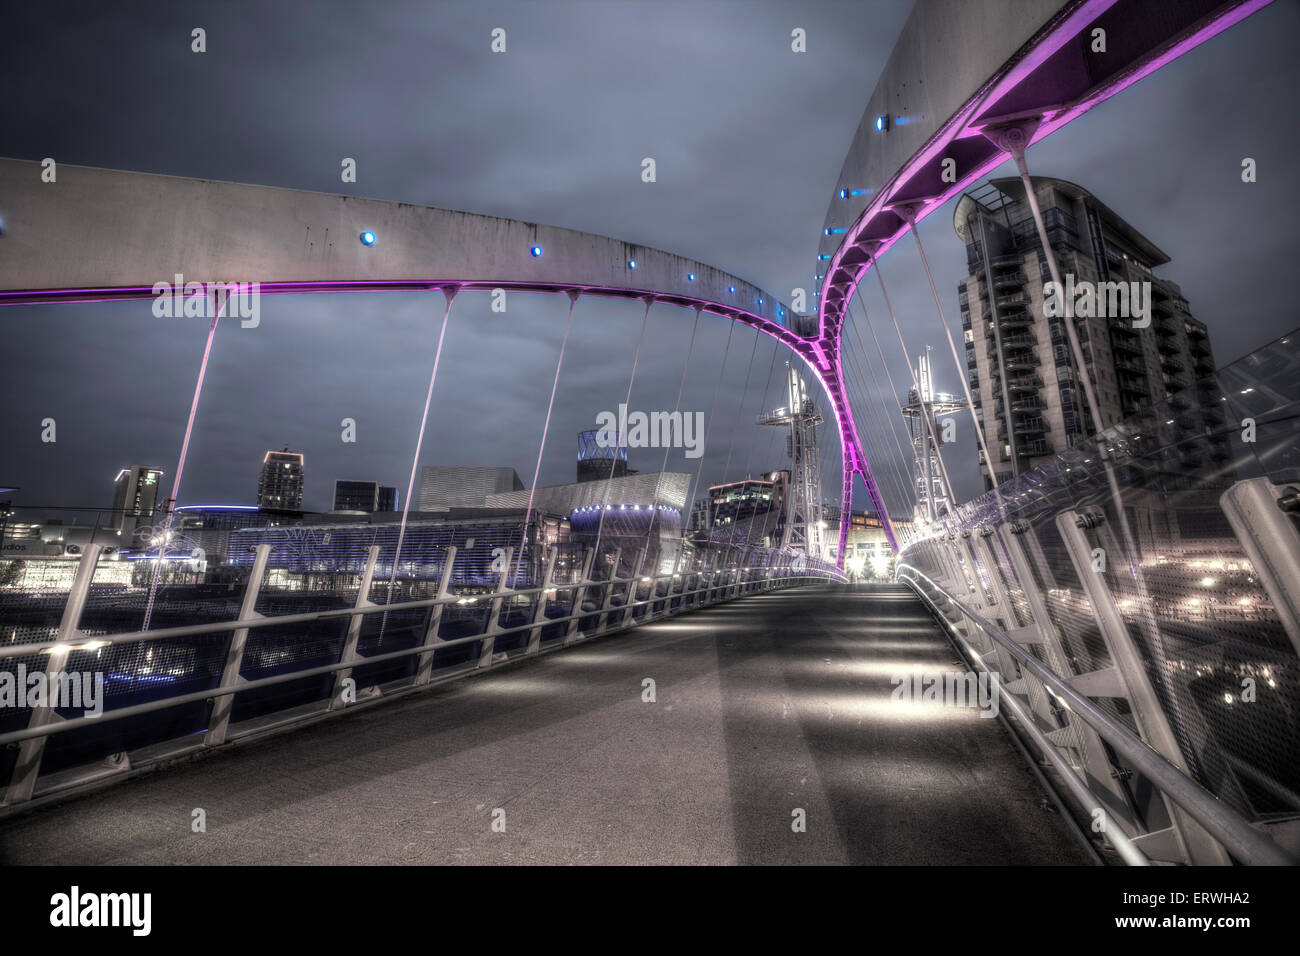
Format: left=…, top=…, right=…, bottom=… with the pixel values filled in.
left=1160, top=355, right=1185, bottom=374
left=996, top=292, right=1028, bottom=309
left=1113, top=357, right=1145, bottom=374
left=998, top=333, right=1037, bottom=350
left=1117, top=377, right=1147, bottom=397
left=999, top=311, right=1032, bottom=328
left=993, top=271, right=1027, bottom=290
left=1007, top=377, right=1044, bottom=392
left=992, top=253, right=1023, bottom=268
left=1111, top=334, right=1142, bottom=355
left=1018, top=439, right=1054, bottom=457
left=1005, top=355, right=1041, bottom=372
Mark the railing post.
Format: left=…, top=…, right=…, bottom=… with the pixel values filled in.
left=1221, top=477, right=1300, bottom=656
left=478, top=546, right=514, bottom=668
left=1056, top=512, right=1230, bottom=865
left=525, top=547, right=559, bottom=655
left=564, top=548, right=598, bottom=645
left=4, top=544, right=102, bottom=805
left=329, top=545, right=380, bottom=711
left=660, top=549, right=683, bottom=619
left=597, top=546, right=624, bottom=632
left=414, top=545, right=457, bottom=685
left=620, top=546, right=649, bottom=628
left=205, top=543, right=272, bottom=747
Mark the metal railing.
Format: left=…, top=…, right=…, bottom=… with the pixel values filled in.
left=0, top=539, right=842, bottom=809
left=894, top=329, right=1300, bottom=865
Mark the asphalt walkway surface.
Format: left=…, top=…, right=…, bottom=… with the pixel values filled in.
left=0, top=583, right=1093, bottom=865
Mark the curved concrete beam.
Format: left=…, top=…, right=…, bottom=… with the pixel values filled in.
left=0, top=157, right=897, bottom=558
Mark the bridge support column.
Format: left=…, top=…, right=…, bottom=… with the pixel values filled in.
left=4, top=544, right=102, bottom=805
left=205, top=543, right=272, bottom=747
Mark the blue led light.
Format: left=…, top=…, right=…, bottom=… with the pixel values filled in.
left=875, top=114, right=890, bottom=132
left=728, top=286, right=736, bottom=294
left=778, top=309, right=785, bottom=318
left=359, top=231, right=376, bottom=246
left=757, top=297, right=764, bottom=305
left=628, top=259, right=637, bottom=269
left=687, top=273, right=696, bottom=281
left=817, top=254, right=831, bottom=260
left=825, top=227, right=846, bottom=236
left=530, top=245, right=543, bottom=257
left=839, top=188, right=848, bottom=200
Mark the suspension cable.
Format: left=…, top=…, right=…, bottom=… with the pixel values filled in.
left=592, top=299, right=652, bottom=563
left=873, top=258, right=959, bottom=523
left=683, top=318, right=736, bottom=550
left=639, top=307, right=702, bottom=571
left=903, top=211, right=999, bottom=491
left=516, top=292, right=579, bottom=578
left=382, top=288, right=457, bottom=629
left=724, top=337, right=779, bottom=556
left=143, top=291, right=226, bottom=631
left=839, top=330, right=913, bottom=519
left=849, top=288, right=926, bottom=510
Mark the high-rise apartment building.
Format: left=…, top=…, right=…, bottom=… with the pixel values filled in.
left=955, top=176, right=1219, bottom=488
left=257, top=449, right=304, bottom=510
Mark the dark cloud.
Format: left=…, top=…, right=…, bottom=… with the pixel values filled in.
left=0, top=0, right=1295, bottom=523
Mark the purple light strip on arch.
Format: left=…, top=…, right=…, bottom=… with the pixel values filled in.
left=817, top=0, right=1272, bottom=336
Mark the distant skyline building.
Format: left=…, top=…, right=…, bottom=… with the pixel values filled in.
left=111, top=465, right=164, bottom=544
left=332, top=479, right=398, bottom=513
left=955, top=176, right=1218, bottom=488
left=419, top=466, right=524, bottom=511
left=697, top=471, right=790, bottom=546
left=257, top=449, right=304, bottom=510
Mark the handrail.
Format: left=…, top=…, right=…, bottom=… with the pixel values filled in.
left=896, top=562, right=1295, bottom=867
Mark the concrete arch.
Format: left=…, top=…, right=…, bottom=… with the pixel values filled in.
left=810, top=0, right=1269, bottom=540
left=0, top=157, right=894, bottom=560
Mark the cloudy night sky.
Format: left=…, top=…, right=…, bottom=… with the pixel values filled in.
left=1, top=0, right=1297, bottom=522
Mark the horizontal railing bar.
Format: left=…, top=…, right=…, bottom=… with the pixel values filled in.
left=0, top=575, right=831, bottom=748
left=896, top=563, right=1294, bottom=867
